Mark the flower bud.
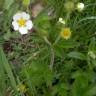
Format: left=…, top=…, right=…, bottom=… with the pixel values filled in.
left=88, top=51, right=96, bottom=59
left=22, top=0, right=30, bottom=7
left=77, top=2, right=85, bottom=11
left=64, top=1, right=75, bottom=12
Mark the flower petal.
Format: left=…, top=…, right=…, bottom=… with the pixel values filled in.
left=26, top=20, right=33, bottom=30
left=19, top=27, right=28, bottom=35
left=77, top=3, right=84, bottom=11
left=21, top=12, right=30, bottom=20
left=13, top=13, right=22, bottom=21
left=12, top=21, right=19, bottom=30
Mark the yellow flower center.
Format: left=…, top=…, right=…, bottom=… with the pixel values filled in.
left=17, top=18, right=26, bottom=27
left=63, top=31, right=70, bottom=36
left=60, top=28, right=71, bottom=40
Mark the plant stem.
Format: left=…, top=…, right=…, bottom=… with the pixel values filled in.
left=53, top=35, right=60, bottom=45
left=43, top=36, right=51, bottom=46
left=65, top=12, right=71, bottom=25
left=49, top=47, right=55, bottom=70
left=43, top=36, right=55, bottom=70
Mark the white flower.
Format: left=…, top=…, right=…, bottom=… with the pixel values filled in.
left=12, top=12, right=33, bottom=35
left=58, top=18, right=66, bottom=25
left=77, top=2, right=85, bottom=11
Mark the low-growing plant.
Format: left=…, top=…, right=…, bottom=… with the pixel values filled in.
left=0, top=0, right=96, bottom=96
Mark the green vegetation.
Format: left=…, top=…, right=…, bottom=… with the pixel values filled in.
left=0, top=0, right=96, bottom=96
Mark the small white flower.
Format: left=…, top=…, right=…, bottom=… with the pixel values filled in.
left=88, top=51, right=96, bottom=59
left=58, top=18, right=66, bottom=25
left=77, top=2, right=85, bottom=11
left=12, top=12, right=33, bottom=35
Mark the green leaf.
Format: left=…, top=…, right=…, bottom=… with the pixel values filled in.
left=54, top=45, right=64, bottom=57
left=72, top=74, right=89, bottom=96
left=0, top=47, right=17, bottom=90
left=88, top=37, right=96, bottom=51
left=4, top=31, right=12, bottom=40
left=86, top=85, right=96, bottom=96
left=67, top=51, right=86, bottom=60
left=0, top=52, right=6, bottom=96
left=57, top=40, right=79, bottom=49
left=4, top=0, right=14, bottom=9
